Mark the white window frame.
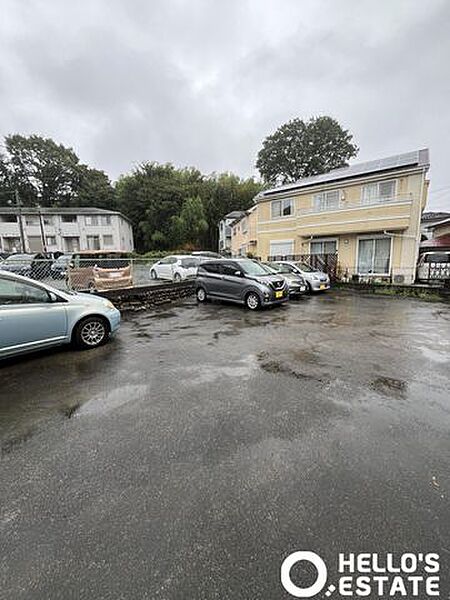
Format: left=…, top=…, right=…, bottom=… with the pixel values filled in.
left=271, top=198, right=294, bottom=219
left=85, top=215, right=99, bottom=226
left=309, top=237, right=338, bottom=255
left=313, top=189, right=341, bottom=212
left=361, top=179, right=397, bottom=205
left=269, top=239, right=294, bottom=257
left=356, top=234, right=393, bottom=276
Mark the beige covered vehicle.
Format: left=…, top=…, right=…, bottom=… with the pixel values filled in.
left=68, top=252, right=133, bottom=291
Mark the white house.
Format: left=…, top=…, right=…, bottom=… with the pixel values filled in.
left=0, top=207, right=134, bottom=253
left=218, top=210, right=246, bottom=255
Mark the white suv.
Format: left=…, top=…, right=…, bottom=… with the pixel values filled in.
left=149, top=255, right=201, bottom=282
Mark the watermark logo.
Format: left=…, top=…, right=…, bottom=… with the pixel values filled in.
left=281, top=551, right=440, bottom=598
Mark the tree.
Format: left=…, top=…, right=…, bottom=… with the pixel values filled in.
left=74, top=165, right=116, bottom=210
left=3, top=134, right=80, bottom=206
left=256, top=116, right=358, bottom=184
left=171, top=196, right=208, bottom=247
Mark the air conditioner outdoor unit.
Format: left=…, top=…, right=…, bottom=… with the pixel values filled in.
left=393, top=274, right=405, bottom=284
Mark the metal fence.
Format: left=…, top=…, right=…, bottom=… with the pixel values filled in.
left=267, top=253, right=339, bottom=281
left=0, top=257, right=159, bottom=292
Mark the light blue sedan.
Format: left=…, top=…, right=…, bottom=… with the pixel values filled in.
left=0, top=270, right=121, bottom=359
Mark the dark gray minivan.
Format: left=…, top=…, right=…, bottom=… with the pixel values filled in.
left=196, top=258, right=288, bottom=310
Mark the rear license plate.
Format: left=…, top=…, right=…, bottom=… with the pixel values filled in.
left=275, top=291, right=283, bottom=298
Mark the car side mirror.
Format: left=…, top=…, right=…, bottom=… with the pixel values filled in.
left=234, top=270, right=243, bottom=277
left=49, top=292, right=59, bottom=303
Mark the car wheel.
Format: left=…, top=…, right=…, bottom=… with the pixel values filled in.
left=150, top=269, right=157, bottom=280
left=74, top=316, right=109, bottom=349
left=306, top=282, right=313, bottom=294
left=196, top=287, right=207, bottom=303
left=245, top=291, right=261, bottom=310
left=173, top=272, right=182, bottom=282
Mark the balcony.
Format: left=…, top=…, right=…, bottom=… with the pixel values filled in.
left=296, top=194, right=414, bottom=235
left=298, top=194, right=413, bottom=215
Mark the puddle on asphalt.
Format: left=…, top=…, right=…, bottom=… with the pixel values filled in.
left=181, top=354, right=259, bottom=385
left=74, top=384, right=149, bottom=416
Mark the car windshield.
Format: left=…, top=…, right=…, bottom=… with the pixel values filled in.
left=238, top=259, right=271, bottom=276
left=294, top=262, right=316, bottom=272
left=270, top=263, right=292, bottom=274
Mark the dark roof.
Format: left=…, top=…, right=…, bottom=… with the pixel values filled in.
left=421, top=211, right=450, bottom=223
left=259, top=148, right=430, bottom=198
left=0, top=206, right=122, bottom=215
left=429, top=217, right=450, bottom=229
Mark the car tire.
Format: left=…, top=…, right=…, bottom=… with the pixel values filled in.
left=306, top=282, right=313, bottom=294
left=73, top=316, right=109, bottom=350
left=196, top=287, right=208, bottom=303
left=150, top=269, right=157, bottom=280
left=245, top=291, right=261, bottom=310
left=173, top=272, right=182, bottom=282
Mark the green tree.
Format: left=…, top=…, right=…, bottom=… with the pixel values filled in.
left=74, top=165, right=116, bottom=209
left=171, top=196, right=208, bottom=247
left=256, top=116, right=358, bottom=184
left=3, top=134, right=80, bottom=206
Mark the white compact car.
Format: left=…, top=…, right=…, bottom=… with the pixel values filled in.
left=149, top=255, right=202, bottom=282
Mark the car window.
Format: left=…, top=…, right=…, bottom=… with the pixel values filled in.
left=294, top=262, right=315, bottom=272
left=201, top=263, right=220, bottom=274
left=424, top=253, right=449, bottom=263
left=238, top=259, right=270, bottom=276
left=221, top=263, right=240, bottom=276
left=180, top=258, right=199, bottom=268
left=0, top=278, right=51, bottom=305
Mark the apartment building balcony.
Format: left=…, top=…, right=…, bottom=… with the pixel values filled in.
left=296, top=194, right=414, bottom=236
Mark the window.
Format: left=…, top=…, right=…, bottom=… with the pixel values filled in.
left=0, top=277, right=50, bottom=305
left=271, top=198, right=294, bottom=219
left=241, top=217, right=248, bottom=234
left=358, top=237, right=391, bottom=274
left=103, top=235, right=114, bottom=246
left=46, top=236, right=57, bottom=246
left=101, top=215, right=112, bottom=226
left=3, top=238, right=21, bottom=252
left=310, top=240, right=337, bottom=254
left=0, top=214, right=17, bottom=223
left=85, top=215, right=99, bottom=226
left=201, top=263, right=220, bottom=274
left=61, top=215, right=77, bottom=223
left=221, top=262, right=240, bottom=276
left=362, top=180, right=396, bottom=204
left=269, top=241, right=294, bottom=257
left=87, top=235, right=100, bottom=250
left=313, top=190, right=340, bottom=212
left=25, top=216, right=40, bottom=226
left=64, top=237, right=80, bottom=252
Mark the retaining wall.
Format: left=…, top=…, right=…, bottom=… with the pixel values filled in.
left=98, top=281, right=195, bottom=311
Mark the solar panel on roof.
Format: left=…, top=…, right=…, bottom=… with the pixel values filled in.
left=261, top=149, right=429, bottom=197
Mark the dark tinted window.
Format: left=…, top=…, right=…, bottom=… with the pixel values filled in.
left=201, top=262, right=221, bottom=274
left=425, top=253, right=449, bottom=263
left=221, top=263, right=240, bottom=276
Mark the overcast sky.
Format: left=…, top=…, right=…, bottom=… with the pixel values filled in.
left=1, top=0, right=449, bottom=210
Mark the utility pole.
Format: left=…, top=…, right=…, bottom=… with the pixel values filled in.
left=15, top=190, right=26, bottom=253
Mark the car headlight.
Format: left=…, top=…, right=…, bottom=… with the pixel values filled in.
left=103, top=299, right=115, bottom=309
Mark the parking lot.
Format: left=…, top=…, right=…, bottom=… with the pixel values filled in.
left=1, top=290, right=450, bottom=599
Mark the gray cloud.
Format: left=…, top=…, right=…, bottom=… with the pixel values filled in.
left=0, top=0, right=449, bottom=209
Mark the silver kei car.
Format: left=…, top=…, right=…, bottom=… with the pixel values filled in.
left=271, top=261, right=331, bottom=292
left=0, top=270, right=121, bottom=359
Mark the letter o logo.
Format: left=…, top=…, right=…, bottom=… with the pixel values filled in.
left=281, top=551, right=328, bottom=598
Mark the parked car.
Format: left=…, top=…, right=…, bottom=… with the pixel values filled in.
left=263, top=262, right=308, bottom=297
left=270, top=261, right=330, bottom=292
left=50, top=253, right=73, bottom=279
left=196, top=258, right=288, bottom=310
left=0, top=270, right=121, bottom=359
left=150, top=255, right=202, bottom=281
left=0, top=252, right=59, bottom=280
left=417, top=251, right=450, bottom=283
left=68, top=251, right=132, bottom=291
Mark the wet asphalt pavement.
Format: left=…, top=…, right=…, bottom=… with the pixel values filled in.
left=1, top=290, right=449, bottom=599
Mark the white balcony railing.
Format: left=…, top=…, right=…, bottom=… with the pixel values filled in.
left=298, top=194, right=414, bottom=215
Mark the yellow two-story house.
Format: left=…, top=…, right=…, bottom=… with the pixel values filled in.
left=255, top=149, right=430, bottom=284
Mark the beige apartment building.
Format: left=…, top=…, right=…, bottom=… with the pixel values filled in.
left=229, top=150, right=429, bottom=284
